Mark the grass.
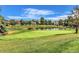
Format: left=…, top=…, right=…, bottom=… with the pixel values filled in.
left=0, top=29, right=79, bottom=52
left=0, top=29, right=74, bottom=40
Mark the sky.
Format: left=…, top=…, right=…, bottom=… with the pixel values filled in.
left=0, top=5, right=75, bottom=20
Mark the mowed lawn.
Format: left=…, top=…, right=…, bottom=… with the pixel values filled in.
left=0, top=29, right=79, bottom=52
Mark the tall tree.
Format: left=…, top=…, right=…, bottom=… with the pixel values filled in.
left=48, top=20, right=52, bottom=25
left=71, top=6, right=79, bottom=34
left=67, top=16, right=73, bottom=27
left=45, top=20, right=48, bottom=25
left=64, top=19, right=68, bottom=27
left=0, top=8, right=5, bottom=24
left=58, top=19, right=64, bottom=25
left=40, top=17, right=45, bottom=25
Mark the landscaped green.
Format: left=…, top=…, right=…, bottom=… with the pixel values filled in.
left=0, top=29, right=79, bottom=52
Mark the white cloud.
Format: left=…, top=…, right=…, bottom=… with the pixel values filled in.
left=22, top=8, right=55, bottom=19
left=45, top=14, right=69, bottom=20
left=7, top=16, right=27, bottom=19
left=7, top=14, right=69, bottom=20
left=23, top=8, right=71, bottom=20
left=24, top=8, right=54, bottom=15
left=7, top=8, right=70, bottom=20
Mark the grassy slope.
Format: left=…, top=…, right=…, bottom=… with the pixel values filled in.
left=0, top=30, right=74, bottom=40
left=0, top=30, right=79, bottom=52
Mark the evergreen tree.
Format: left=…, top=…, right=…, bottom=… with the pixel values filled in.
left=40, top=17, right=45, bottom=25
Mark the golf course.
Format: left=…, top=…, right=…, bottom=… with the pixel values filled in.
left=0, top=5, right=79, bottom=53
left=0, top=29, right=78, bottom=53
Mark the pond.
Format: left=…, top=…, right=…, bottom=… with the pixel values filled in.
left=36, top=28, right=65, bottom=30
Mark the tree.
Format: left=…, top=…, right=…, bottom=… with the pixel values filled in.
left=45, top=20, right=48, bottom=25
left=31, top=19, right=36, bottom=25
left=67, top=16, right=73, bottom=27
left=0, top=15, right=4, bottom=24
left=58, top=19, right=64, bottom=25
left=40, top=17, right=45, bottom=25
left=0, top=8, right=7, bottom=26
left=9, top=19, right=16, bottom=25
left=0, top=8, right=7, bottom=35
left=36, top=20, right=40, bottom=25
left=64, top=19, right=68, bottom=27
left=20, top=19, right=25, bottom=25
left=71, top=6, right=79, bottom=34
left=48, top=20, right=52, bottom=25
left=28, top=20, right=31, bottom=25
left=0, top=8, right=4, bottom=24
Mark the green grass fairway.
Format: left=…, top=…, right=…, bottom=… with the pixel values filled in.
left=0, top=29, right=79, bottom=53
left=0, top=30, right=74, bottom=40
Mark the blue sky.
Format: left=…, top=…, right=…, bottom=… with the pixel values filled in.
left=0, top=5, right=75, bottom=20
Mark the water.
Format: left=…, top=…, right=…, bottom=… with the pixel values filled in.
left=36, top=28, right=64, bottom=30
